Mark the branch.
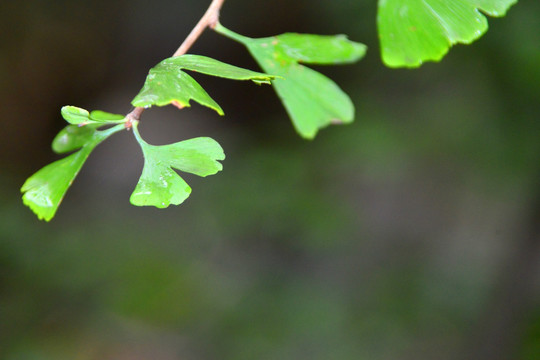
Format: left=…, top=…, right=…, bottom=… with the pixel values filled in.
left=173, top=0, right=226, bottom=57
left=126, top=0, right=226, bottom=126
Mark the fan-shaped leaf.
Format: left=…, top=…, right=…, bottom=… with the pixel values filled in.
left=214, top=24, right=367, bottom=139
left=130, top=122, right=225, bottom=208
left=131, top=55, right=275, bottom=114
left=378, top=0, right=518, bottom=67
left=21, top=123, right=124, bottom=221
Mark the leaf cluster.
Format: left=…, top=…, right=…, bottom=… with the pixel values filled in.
left=21, top=56, right=271, bottom=221
left=21, top=0, right=518, bottom=221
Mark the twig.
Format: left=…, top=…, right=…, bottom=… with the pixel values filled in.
left=126, top=0, right=226, bottom=127
left=173, top=0, right=226, bottom=57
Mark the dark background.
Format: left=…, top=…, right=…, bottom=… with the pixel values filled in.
left=1, top=1, right=539, bottom=359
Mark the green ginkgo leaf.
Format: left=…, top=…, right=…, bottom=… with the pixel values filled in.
left=214, top=24, right=367, bottom=139
left=130, top=121, right=225, bottom=208
left=131, top=54, right=275, bottom=114
left=61, top=106, right=125, bottom=125
left=21, top=123, right=124, bottom=221
left=378, top=0, right=518, bottom=68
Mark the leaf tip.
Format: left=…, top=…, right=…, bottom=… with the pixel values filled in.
left=172, top=100, right=187, bottom=110
left=21, top=190, right=56, bottom=222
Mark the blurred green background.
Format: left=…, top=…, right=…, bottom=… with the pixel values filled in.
left=1, top=1, right=539, bottom=359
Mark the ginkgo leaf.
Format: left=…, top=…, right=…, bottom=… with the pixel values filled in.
left=130, top=121, right=225, bottom=208
left=131, top=54, right=275, bottom=114
left=214, top=24, right=367, bottom=139
left=61, top=106, right=125, bottom=125
left=21, top=123, right=124, bottom=221
left=378, top=0, right=518, bottom=68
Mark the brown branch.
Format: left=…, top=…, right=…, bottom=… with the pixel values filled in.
left=126, top=0, right=226, bottom=127
left=173, top=0, right=226, bottom=57
left=125, top=106, right=145, bottom=129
